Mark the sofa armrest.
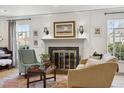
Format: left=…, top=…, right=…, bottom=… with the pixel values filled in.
left=67, top=62, right=118, bottom=88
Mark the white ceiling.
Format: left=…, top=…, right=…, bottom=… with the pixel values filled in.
left=0, top=5, right=124, bottom=18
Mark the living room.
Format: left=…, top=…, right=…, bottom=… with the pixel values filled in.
left=0, top=4, right=124, bottom=89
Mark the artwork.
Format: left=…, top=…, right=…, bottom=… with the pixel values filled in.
left=54, top=21, right=75, bottom=38
left=33, top=30, right=39, bottom=47
left=95, top=27, right=101, bottom=35
left=33, top=30, right=38, bottom=36
left=33, top=40, right=38, bottom=46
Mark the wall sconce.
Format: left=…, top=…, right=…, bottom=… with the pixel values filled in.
left=79, top=25, right=84, bottom=35
left=0, top=35, right=3, bottom=41
left=43, top=27, right=49, bottom=35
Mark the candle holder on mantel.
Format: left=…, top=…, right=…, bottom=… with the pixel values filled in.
left=78, top=25, right=87, bottom=39
left=43, top=27, right=49, bottom=35
left=79, top=25, right=84, bottom=35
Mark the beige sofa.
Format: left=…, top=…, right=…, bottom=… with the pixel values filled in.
left=67, top=57, right=118, bottom=88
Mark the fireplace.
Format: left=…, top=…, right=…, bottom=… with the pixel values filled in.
left=48, top=47, right=79, bottom=70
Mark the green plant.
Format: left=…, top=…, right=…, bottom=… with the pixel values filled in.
left=108, top=43, right=124, bottom=60
left=40, top=53, right=50, bottom=61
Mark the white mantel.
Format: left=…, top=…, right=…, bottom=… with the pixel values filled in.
left=41, top=34, right=87, bottom=58
left=41, top=32, right=88, bottom=40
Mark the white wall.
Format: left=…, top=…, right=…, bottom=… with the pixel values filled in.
left=30, top=10, right=107, bottom=61
left=0, top=19, right=8, bottom=47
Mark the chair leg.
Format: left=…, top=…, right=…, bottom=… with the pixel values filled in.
left=25, top=74, right=27, bottom=78
left=54, top=69, right=56, bottom=81
left=19, top=72, right=21, bottom=76
left=43, top=73, right=46, bottom=88
left=27, top=72, right=29, bottom=88
left=40, top=74, right=42, bottom=80
left=25, top=67, right=27, bottom=78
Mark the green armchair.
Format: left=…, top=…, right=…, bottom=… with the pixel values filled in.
left=18, top=49, right=44, bottom=77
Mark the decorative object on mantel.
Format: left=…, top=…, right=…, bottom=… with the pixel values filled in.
left=54, top=21, right=75, bottom=38
left=0, top=35, right=3, bottom=41
left=77, top=25, right=87, bottom=39
left=43, top=27, right=49, bottom=35
left=79, top=25, right=84, bottom=35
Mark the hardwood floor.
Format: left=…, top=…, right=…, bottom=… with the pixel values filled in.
left=0, top=68, right=124, bottom=88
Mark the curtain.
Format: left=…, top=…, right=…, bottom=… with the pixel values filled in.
left=8, top=20, right=17, bottom=67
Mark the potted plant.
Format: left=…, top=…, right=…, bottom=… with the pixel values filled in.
left=40, top=53, right=50, bottom=62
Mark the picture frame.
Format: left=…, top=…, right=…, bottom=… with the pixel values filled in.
left=54, top=21, right=75, bottom=38
left=33, top=30, right=38, bottom=37
left=33, top=40, right=38, bottom=46
left=94, top=27, right=102, bottom=36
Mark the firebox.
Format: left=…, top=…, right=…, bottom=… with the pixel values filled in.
left=48, top=47, right=79, bottom=70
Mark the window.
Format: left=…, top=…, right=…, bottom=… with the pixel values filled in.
left=107, top=19, right=124, bottom=62
left=16, top=24, right=30, bottom=49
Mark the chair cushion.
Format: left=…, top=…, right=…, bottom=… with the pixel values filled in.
left=0, top=59, right=12, bottom=66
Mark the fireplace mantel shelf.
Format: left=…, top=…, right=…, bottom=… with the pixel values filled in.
left=41, top=37, right=87, bottom=40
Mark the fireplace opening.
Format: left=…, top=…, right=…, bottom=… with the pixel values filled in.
left=49, top=47, right=79, bottom=70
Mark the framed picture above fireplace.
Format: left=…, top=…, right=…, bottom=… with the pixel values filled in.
left=54, top=21, right=75, bottom=38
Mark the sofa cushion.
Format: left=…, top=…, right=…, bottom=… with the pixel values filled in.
left=76, top=64, right=85, bottom=69
left=85, top=58, right=102, bottom=68
left=102, top=56, right=117, bottom=63
left=76, top=55, right=118, bottom=70
left=79, top=59, right=88, bottom=64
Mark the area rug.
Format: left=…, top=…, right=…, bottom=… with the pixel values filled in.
left=2, top=75, right=67, bottom=88
left=52, top=79, right=67, bottom=88
left=1, top=68, right=124, bottom=88
left=2, top=75, right=124, bottom=88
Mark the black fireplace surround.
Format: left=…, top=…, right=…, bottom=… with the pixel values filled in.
left=48, top=47, right=79, bottom=69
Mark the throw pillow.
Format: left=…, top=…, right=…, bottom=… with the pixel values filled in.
left=79, top=59, right=88, bottom=64
left=92, top=51, right=103, bottom=59
left=85, top=58, right=102, bottom=68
